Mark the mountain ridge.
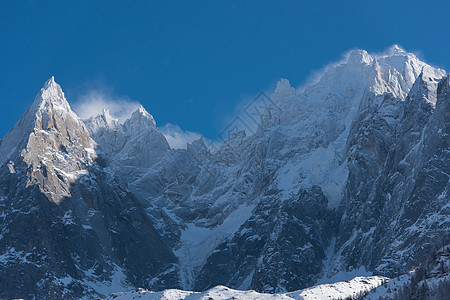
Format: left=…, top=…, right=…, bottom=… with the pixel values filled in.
left=0, top=45, right=448, bottom=298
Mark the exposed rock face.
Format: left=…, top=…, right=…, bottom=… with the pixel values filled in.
left=178, top=46, right=448, bottom=292
left=0, top=77, right=94, bottom=204
left=334, top=74, right=449, bottom=279
left=0, top=46, right=448, bottom=298
left=0, top=79, right=176, bottom=299
left=193, top=186, right=335, bottom=292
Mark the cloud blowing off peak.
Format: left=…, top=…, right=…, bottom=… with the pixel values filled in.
left=73, top=90, right=141, bottom=123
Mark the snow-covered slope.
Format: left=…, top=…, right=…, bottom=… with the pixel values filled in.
left=85, top=105, right=170, bottom=186
left=0, top=45, right=448, bottom=299
left=174, top=45, right=447, bottom=292
left=82, top=45, right=448, bottom=294
left=0, top=79, right=177, bottom=299
left=107, top=276, right=388, bottom=300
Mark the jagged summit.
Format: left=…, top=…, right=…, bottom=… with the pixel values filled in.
left=0, top=77, right=94, bottom=202
left=84, top=102, right=169, bottom=181
left=101, top=108, right=118, bottom=124
left=0, top=47, right=449, bottom=298
left=0, top=79, right=178, bottom=299
left=137, top=104, right=150, bottom=116
left=306, top=45, right=445, bottom=102
left=85, top=105, right=156, bottom=135
left=345, top=49, right=373, bottom=65
left=274, top=78, right=295, bottom=98
left=388, top=44, right=407, bottom=55
left=122, top=104, right=158, bottom=136
left=43, top=75, right=56, bottom=88
left=129, top=104, right=156, bottom=125
left=406, top=70, right=442, bottom=107
left=0, top=77, right=69, bottom=165
left=32, top=76, right=72, bottom=113
left=86, top=108, right=120, bottom=134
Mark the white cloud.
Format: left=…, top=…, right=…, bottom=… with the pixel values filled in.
left=72, top=89, right=222, bottom=151
left=160, top=123, right=223, bottom=151
left=72, top=90, right=140, bottom=123
left=160, top=123, right=204, bottom=150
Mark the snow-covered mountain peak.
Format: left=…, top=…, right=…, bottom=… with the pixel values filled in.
left=102, top=108, right=116, bottom=122
left=33, top=76, right=72, bottom=114
left=102, top=108, right=120, bottom=128
left=136, top=104, right=155, bottom=122
left=0, top=77, right=96, bottom=203
left=388, top=44, right=407, bottom=55
left=345, top=49, right=373, bottom=66
left=301, top=50, right=376, bottom=100
left=1, top=46, right=449, bottom=299
left=86, top=109, right=120, bottom=134
left=28, top=77, right=87, bottom=137
left=123, top=105, right=157, bottom=133
left=254, top=46, right=446, bottom=216
left=372, top=46, right=445, bottom=98
left=0, top=77, right=91, bottom=167
left=43, top=75, right=56, bottom=88
left=85, top=102, right=170, bottom=181
left=273, top=79, right=296, bottom=101
left=275, top=78, right=292, bottom=91
left=187, top=136, right=207, bottom=152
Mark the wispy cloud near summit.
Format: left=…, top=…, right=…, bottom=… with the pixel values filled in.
left=160, top=123, right=203, bottom=150
left=73, top=90, right=140, bottom=123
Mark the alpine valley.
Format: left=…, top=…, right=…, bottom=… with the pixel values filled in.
left=0, top=45, right=448, bottom=299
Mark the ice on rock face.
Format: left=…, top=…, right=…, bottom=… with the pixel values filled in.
left=187, top=136, right=209, bottom=159
left=0, top=77, right=96, bottom=203
left=35, top=76, right=72, bottom=112
left=86, top=109, right=120, bottom=133
left=372, top=47, right=445, bottom=98
left=0, top=76, right=93, bottom=162
left=346, top=49, right=373, bottom=66
left=123, top=105, right=157, bottom=132
left=1, top=46, right=449, bottom=298
left=274, top=78, right=296, bottom=100
left=406, top=70, right=442, bottom=107
left=85, top=103, right=170, bottom=187
left=0, top=78, right=178, bottom=299
left=0, top=76, right=59, bottom=165
left=185, top=47, right=448, bottom=292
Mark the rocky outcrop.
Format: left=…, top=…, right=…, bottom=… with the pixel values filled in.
left=0, top=46, right=448, bottom=298
left=0, top=79, right=177, bottom=298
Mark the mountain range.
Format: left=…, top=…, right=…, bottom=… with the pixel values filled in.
left=0, top=45, right=448, bottom=299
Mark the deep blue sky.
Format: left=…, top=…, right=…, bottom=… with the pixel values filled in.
left=1, top=0, right=449, bottom=140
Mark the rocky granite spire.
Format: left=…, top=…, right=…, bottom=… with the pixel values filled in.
left=0, top=47, right=448, bottom=298
left=0, top=78, right=178, bottom=298
left=0, top=77, right=95, bottom=203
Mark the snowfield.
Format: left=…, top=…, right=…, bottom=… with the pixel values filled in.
left=107, top=276, right=388, bottom=299
left=0, top=45, right=448, bottom=299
